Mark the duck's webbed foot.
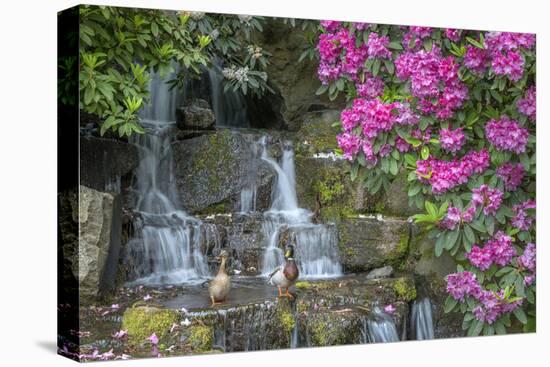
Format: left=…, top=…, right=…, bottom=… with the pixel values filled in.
left=283, top=288, right=294, bottom=300
left=211, top=296, right=224, bottom=307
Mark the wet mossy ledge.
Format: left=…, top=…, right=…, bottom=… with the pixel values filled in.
left=122, top=305, right=180, bottom=346
left=162, top=276, right=415, bottom=352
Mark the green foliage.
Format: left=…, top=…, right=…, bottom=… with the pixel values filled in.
left=72, top=6, right=274, bottom=137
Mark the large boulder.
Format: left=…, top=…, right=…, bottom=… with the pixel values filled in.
left=295, top=109, right=342, bottom=156
left=172, top=130, right=274, bottom=214
left=295, top=156, right=368, bottom=223
left=79, top=136, right=139, bottom=193
left=337, top=216, right=410, bottom=272
left=176, top=99, right=216, bottom=130
left=73, top=185, right=122, bottom=302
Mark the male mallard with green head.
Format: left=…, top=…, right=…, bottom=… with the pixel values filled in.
left=267, top=244, right=299, bottom=299
left=208, top=250, right=231, bottom=306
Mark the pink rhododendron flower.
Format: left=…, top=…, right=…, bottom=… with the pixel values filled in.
left=439, top=205, right=475, bottom=230
left=147, top=332, right=159, bottom=345
left=320, top=20, right=341, bottom=32
left=446, top=271, right=482, bottom=301
left=444, top=28, right=461, bottom=42
left=395, top=136, right=411, bottom=152
left=517, top=85, right=536, bottom=121
left=512, top=199, right=536, bottom=231
left=496, top=163, right=525, bottom=191
left=491, top=50, right=524, bottom=81
left=416, top=149, right=490, bottom=194
left=471, top=184, right=503, bottom=216
left=463, top=45, right=490, bottom=74
left=112, top=330, right=128, bottom=339
left=485, top=116, right=528, bottom=154
left=367, top=32, right=392, bottom=59
left=336, top=132, right=361, bottom=160
left=517, top=243, right=536, bottom=272
left=384, top=304, right=396, bottom=314
left=356, top=77, right=385, bottom=98
left=395, top=47, right=467, bottom=119
left=473, top=290, right=523, bottom=324
left=439, top=127, right=465, bottom=153
left=466, top=231, right=516, bottom=270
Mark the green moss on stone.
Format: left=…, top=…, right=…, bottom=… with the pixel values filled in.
left=278, top=308, right=296, bottom=335
left=195, top=202, right=228, bottom=215
left=121, top=306, right=179, bottom=346
left=295, top=281, right=313, bottom=290
left=311, top=320, right=330, bottom=346
left=188, top=325, right=214, bottom=353
left=189, top=130, right=237, bottom=198
left=296, top=119, right=341, bottom=156
left=393, top=277, right=417, bottom=302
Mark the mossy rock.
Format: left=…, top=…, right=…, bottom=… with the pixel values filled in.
left=277, top=302, right=296, bottom=335
left=295, top=156, right=365, bottom=223
left=337, top=216, right=411, bottom=272
left=295, top=110, right=342, bottom=156
left=121, top=306, right=180, bottom=346
left=305, top=309, right=363, bottom=346
left=187, top=325, right=214, bottom=353
left=393, top=277, right=417, bottom=302
left=173, top=130, right=273, bottom=214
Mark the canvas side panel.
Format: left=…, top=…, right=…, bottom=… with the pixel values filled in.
left=57, top=5, right=80, bottom=362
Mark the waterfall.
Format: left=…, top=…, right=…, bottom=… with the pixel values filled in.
left=410, top=298, right=435, bottom=340
left=258, top=138, right=342, bottom=279
left=124, top=74, right=209, bottom=285
left=239, top=138, right=263, bottom=213
left=207, top=58, right=249, bottom=128
left=362, top=307, right=400, bottom=343
left=141, top=68, right=181, bottom=124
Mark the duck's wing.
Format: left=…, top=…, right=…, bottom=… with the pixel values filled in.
left=267, top=266, right=282, bottom=283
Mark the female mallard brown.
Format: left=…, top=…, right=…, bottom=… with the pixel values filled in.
left=208, top=250, right=231, bottom=306
left=267, top=244, right=299, bottom=299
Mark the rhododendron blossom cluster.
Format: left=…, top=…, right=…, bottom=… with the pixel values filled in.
left=415, top=149, right=490, bottom=194
left=439, top=205, right=475, bottom=230
left=485, top=116, right=529, bottom=154
left=439, top=127, right=465, bottom=153
left=496, top=163, right=525, bottom=191
left=446, top=270, right=523, bottom=324
left=471, top=184, right=504, bottom=216
left=395, top=47, right=468, bottom=119
left=512, top=199, right=536, bottom=231
left=466, top=231, right=516, bottom=270
left=517, top=86, right=536, bottom=121
left=461, top=32, right=535, bottom=81
left=518, top=243, right=536, bottom=286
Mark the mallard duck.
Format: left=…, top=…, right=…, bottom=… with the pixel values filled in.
left=209, top=250, right=231, bottom=306
left=267, top=244, right=299, bottom=299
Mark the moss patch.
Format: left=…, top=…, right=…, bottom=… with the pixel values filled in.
left=295, top=117, right=341, bottom=156
left=393, top=277, right=417, bottom=302
left=121, top=306, right=179, bottom=346
left=278, top=308, right=296, bottom=335
left=188, top=325, right=213, bottom=353
left=188, top=130, right=237, bottom=198
left=195, top=201, right=229, bottom=216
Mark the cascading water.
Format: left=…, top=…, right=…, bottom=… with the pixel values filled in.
left=362, top=307, right=400, bottom=343
left=207, top=58, right=249, bottom=128
left=258, top=138, right=342, bottom=278
left=125, top=73, right=209, bottom=285
left=410, top=298, right=435, bottom=340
